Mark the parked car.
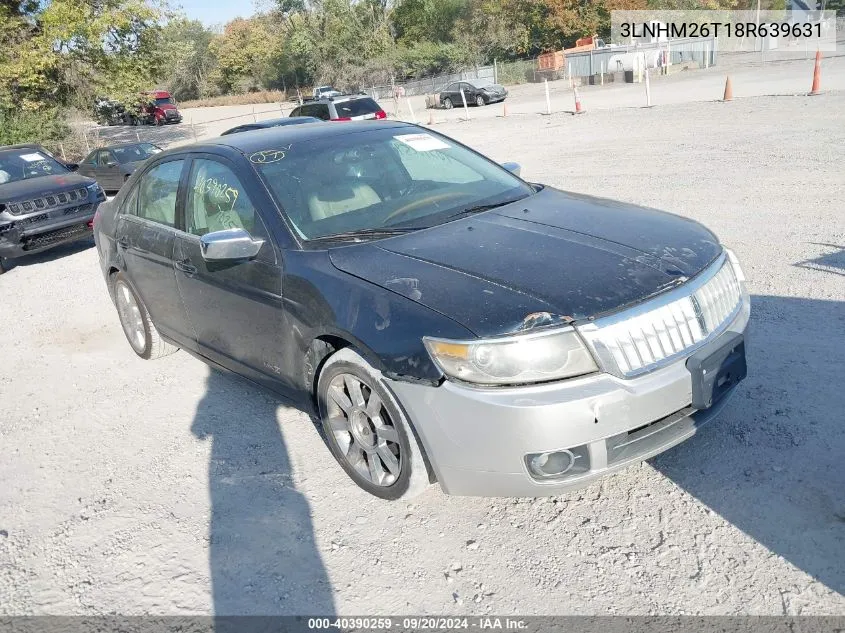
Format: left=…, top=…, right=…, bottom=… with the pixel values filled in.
left=94, top=122, right=749, bottom=500
left=439, top=80, right=508, bottom=109
left=313, top=85, right=342, bottom=99
left=221, top=116, right=322, bottom=136
left=289, top=94, right=386, bottom=121
left=77, top=142, right=162, bottom=193
left=0, top=144, right=106, bottom=274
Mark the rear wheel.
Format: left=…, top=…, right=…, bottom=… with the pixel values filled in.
left=317, top=348, right=430, bottom=500
left=442, top=97, right=453, bottom=109
left=112, top=272, right=178, bottom=360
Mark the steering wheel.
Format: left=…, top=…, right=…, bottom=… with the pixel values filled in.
left=383, top=191, right=471, bottom=224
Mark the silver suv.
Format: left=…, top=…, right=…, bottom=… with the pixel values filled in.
left=289, top=94, right=386, bottom=121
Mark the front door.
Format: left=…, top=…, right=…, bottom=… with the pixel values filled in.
left=173, top=156, right=289, bottom=389
left=96, top=150, right=121, bottom=191
left=115, top=158, right=193, bottom=346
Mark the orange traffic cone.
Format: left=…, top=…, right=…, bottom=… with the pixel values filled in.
left=723, top=75, right=733, bottom=102
left=573, top=87, right=584, bottom=114
left=810, top=49, right=822, bottom=95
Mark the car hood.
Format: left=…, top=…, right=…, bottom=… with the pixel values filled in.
left=328, top=187, right=722, bottom=336
left=158, top=103, right=178, bottom=111
left=0, top=173, right=95, bottom=202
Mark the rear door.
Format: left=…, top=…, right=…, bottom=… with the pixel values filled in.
left=115, top=157, right=194, bottom=346
left=172, top=155, right=288, bottom=387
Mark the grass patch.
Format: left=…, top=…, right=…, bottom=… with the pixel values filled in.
left=179, top=90, right=292, bottom=109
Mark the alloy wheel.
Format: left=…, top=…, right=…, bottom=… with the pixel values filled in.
left=325, top=373, right=402, bottom=487
left=115, top=281, right=147, bottom=354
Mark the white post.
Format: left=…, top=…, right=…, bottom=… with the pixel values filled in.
left=136, top=130, right=141, bottom=142
left=644, top=67, right=651, bottom=107
left=192, top=121, right=198, bottom=142
left=544, top=79, right=551, bottom=114
left=252, top=105, right=257, bottom=122
left=83, top=130, right=90, bottom=153
left=568, top=63, right=573, bottom=88
left=406, top=97, right=417, bottom=124
left=705, top=43, right=710, bottom=69
left=59, top=142, right=66, bottom=161
left=459, top=88, right=470, bottom=120
left=494, top=59, right=498, bottom=84
left=601, top=61, right=605, bottom=85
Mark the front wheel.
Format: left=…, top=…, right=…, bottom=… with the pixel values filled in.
left=476, top=94, right=486, bottom=107
left=442, top=97, right=453, bottom=110
left=317, top=348, right=431, bottom=500
left=112, top=272, right=178, bottom=360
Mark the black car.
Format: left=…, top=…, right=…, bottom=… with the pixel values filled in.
left=77, top=142, right=162, bottom=193
left=94, top=122, right=749, bottom=500
left=439, top=80, right=508, bottom=109
left=289, top=94, right=386, bottom=121
left=220, top=116, right=322, bottom=136
left=0, top=144, right=106, bottom=274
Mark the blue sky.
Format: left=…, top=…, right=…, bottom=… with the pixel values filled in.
left=174, top=0, right=257, bottom=27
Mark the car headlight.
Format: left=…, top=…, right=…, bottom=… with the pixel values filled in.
left=424, top=327, right=598, bottom=386
left=724, top=247, right=746, bottom=283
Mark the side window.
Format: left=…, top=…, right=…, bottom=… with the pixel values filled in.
left=137, top=160, right=184, bottom=227
left=185, top=159, right=269, bottom=241
left=98, top=151, right=114, bottom=166
left=121, top=182, right=140, bottom=216
left=82, top=153, right=97, bottom=165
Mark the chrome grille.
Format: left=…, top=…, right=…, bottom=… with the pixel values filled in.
left=579, top=257, right=742, bottom=378
left=5, top=187, right=89, bottom=216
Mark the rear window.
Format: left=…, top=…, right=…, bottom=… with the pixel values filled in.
left=334, top=98, right=381, bottom=118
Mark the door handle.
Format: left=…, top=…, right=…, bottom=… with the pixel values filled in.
left=175, top=258, right=198, bottom=275
left=117, top=236, right=129, bottom=248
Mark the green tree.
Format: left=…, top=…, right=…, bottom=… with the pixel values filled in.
left=158, top=18, right=218, bottom=100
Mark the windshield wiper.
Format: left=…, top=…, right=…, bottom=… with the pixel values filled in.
left=307, top=226, right=424, bottom=243
left=444, top=199, right=523, bottom=221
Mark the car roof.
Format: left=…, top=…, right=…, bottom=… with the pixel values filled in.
left=0, top=143, right=45, bottom=152
left=92, top=141, right=158, bottom=151
left=301, top=94, right=375, bottom=104
left=204, top=120, right=416, bottom=153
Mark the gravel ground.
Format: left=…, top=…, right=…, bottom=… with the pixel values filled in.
left=1, top=86, right=843, bottom=616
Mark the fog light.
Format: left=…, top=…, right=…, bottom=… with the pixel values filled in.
left=525, top=445, right=590, bottom=480
left=529, top=450, right=574, bottom=477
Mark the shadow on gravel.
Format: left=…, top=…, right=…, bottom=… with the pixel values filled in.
left=191, top=368, right=335, bottom=616
left=652, top=295, right=845, bottom=596
left=794, top=243, right=845, bottom=277
left=1, top=236, right=94, bottom=272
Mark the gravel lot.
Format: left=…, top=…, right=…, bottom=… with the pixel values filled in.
left=1, top=71, right=843, bottom=615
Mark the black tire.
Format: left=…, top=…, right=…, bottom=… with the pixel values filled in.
left=317, top=348, right=430, bottom=500
left=475, top=94, right=486, bottom=107
left=155, top=116, right=163, bottom=127
left=0, top=257, right=6, bottom=275
left=111, top=272, right=179, bottom=360
left=442, top=97, right=453, bottom=110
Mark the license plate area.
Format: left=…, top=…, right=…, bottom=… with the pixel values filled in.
left=686, top=332, right=746, bottom=410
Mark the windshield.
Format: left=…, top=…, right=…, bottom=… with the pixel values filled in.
left=0, top=148, right=68, bottom=185
left=253, top=127, right=534, bottom=241
left=154, top=97, right=175, bottom=107
left=111, top=143, right=161, bottom=163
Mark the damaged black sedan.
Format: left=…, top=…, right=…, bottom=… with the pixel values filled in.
left=0, top=144, right=106, bottom=274
left=94, top=122, right=749, bottom=500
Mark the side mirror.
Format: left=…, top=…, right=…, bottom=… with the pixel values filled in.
left=502, top=162, right=522, bottom=177
left=200, top=228, right=264, bottom=261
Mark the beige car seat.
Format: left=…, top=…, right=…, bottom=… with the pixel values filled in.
left=306, top=159, right=380, bottom=222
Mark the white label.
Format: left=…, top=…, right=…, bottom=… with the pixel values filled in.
left=394, top=133, right=451, bottom=152
left=20, top=152, right=46, bottom=162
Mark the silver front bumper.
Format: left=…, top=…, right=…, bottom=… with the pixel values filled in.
left=388, top=294, right=750, bottom=497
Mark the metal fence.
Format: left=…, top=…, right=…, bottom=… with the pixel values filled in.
left=560, top=37, right=718, bottom=78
